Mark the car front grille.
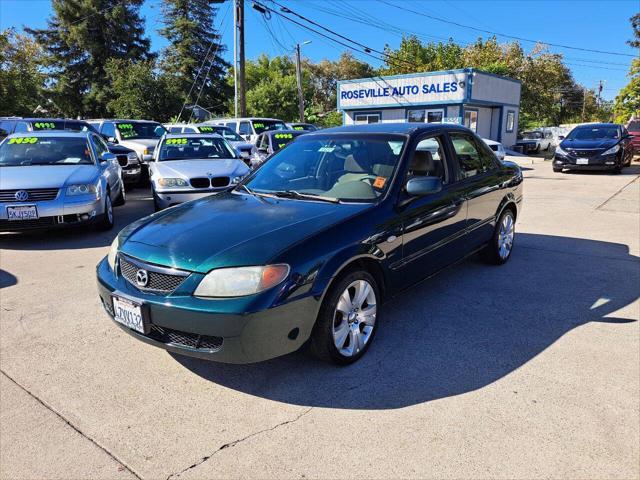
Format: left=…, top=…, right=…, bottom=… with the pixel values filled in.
left=0, top=188, right=59, bottom=202
left=189, top=177, right=230, bottom=189
left=118, top=255, right=189, bottom=294
left=147, top=325, right=223, bottom=351
left=116, top=155, right=129, bottom=167
left=567, top=149, right=604, bottom=158
left=0, top=217, right=57, bottom=231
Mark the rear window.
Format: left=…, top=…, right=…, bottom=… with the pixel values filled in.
left=272, top=132, right=304, bottom=151
left=252, top=120, right=287, bottom=134
left=30, top=120, right=96, bottom=133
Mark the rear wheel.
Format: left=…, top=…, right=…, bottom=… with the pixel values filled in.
left=310, top=270, right=379, bottom=365
left=484, top=209, right=515, bottom=265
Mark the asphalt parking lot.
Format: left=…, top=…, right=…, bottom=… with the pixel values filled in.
left=1, top=158, right=638, bottom=479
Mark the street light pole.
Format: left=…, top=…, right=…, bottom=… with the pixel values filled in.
left=295, top=41, right=310, bottom=123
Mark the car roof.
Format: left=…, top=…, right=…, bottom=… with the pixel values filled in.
left=572, top=123, right=622, bottom=129
left=208, top=117, right=285, bottom=122
left=9, top=131, right=92, bottom=138
left=86, top=119, right=161, bottom=123
left=263, top=129, right=306, bottom=136
left=318, top=122, right=471, bottom=135
left=163, top=132, right=223, bottom=138
left=7, top=118, right=90, bottom=123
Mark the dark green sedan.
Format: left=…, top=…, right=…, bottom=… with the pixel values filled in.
left=97, top=123, right=523, bottom=365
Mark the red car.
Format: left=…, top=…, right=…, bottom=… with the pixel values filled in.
left=626, top=119, right=640, bottom=156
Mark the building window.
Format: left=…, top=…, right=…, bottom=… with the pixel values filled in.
left=407, top=109, right=444, bottom=123
left=506, top=110, right=515, bottom=132
left=464, top=109, right=478, bottom=132
left=354, top=113, right=380, bottom=124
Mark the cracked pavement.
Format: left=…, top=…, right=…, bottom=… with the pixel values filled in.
left=1, top=159, right=638, bottom=479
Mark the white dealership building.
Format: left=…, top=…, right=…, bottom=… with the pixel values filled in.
left=338, top=68, right=521, bottom=147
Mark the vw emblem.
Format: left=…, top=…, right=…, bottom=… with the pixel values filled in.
left=14, top=190, right=29, bottom=202
left=135, top=269, right=149, bottom=287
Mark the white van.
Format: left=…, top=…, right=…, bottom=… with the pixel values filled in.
left=205, top=117, right=288, bottom=144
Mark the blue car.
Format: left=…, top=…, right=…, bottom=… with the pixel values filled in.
left=97, top=123, right=523, bottom=365
left=0, top=132, right=125, bottom=231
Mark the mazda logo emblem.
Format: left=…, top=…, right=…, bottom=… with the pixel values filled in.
left=15, top=190, right=29, bottom=202
left=135, top=269, right=149, bottom=287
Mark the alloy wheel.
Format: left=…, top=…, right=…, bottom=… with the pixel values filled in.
left=498, top=212, right=515, bottom=259
left=332, top=280, right=377, bottom=357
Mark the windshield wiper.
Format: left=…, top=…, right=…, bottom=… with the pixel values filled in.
left=272, top=190, right=340, bottom=203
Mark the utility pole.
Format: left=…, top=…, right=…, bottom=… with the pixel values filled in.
left=295, top=43, right=304, bottom=122
left=233, top=0, right=237, bottom=117
left=581, top=87, right=587, bottom=122
left=596, top=80, right=603, bottom=106
left=233, top=0, right=246, bottom=117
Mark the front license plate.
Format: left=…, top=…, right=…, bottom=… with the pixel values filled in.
left=576, top=158, right=589, bottom=165
left=7, top=205, right=38, bottom=221
left=112, top=296, right=146, bottom=334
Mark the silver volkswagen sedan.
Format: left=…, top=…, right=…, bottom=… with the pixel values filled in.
left=0, top=131, right=125, bottom=232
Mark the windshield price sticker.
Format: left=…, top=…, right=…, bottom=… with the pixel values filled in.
left=318, top=146, right=335, bottom=153
left=278, top=143, right=287, bottom=149
left=199, top=126, right=214, bottom=132
left=274, top=133, right=293, bottom=139
left=34, top=122, right=55, bottom=129
left=373, top=176, right=387, bottom=189
left=293, top=126, right=305, bottom=130
left=253, top=122, right=265, bottom=128
left=165, top=138, right=188, bottom=145
left=8, top=137, right=38, bottom=144
left=118, top=123, right=134, bottom=129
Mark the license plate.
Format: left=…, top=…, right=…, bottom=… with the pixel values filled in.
left=112, top=296, right=146, bottom=334
left=576, top=158, right=589, bottom=165
left=7, top=205, right=38, bottom=221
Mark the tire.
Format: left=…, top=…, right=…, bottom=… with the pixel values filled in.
left=534, top=145, right=540, bottom=154
left=113, top=185, right=126, bottom=206
left=310, top=270, right=380, bottom=365
left=483, top=208, right=516, bottom=265
left=95, top=192, right=114, bottom=231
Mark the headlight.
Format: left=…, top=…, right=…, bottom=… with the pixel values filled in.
left=555, top=146, right=568, bottom=156
left=194, top=264, right=290, bottom=298
left=601, top=144, right=620, bottom=156
left=127, top=152, right=138, bottom=161
left=107, top=236, right=119, bottom=271
left=157, top=178, right=188, bottom=187
left=230, top=175, right=245, bottom=184
left=66, top=183, right=99, bottom=196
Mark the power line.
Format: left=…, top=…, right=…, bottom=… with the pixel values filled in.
left=378, top=0, right=636, bottom=58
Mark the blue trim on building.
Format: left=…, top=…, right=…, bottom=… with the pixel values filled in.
left=340, top=99, right=466, bottom=110
left=497, top=106, right=504, bottom=143
left=336, top=68, right=519, bottom=86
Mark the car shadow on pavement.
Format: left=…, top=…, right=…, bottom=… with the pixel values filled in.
left=0, top=269, right=17, bottom=289
left=174, top=233, right=639, bottom=410
left=0, top=189, right=154, bottom=251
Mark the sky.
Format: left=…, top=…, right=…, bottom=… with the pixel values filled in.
left=0, top=0, right=637, bottom=101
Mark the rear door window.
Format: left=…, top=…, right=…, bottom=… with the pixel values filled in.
left=101, top=122, right=116, bottom=139
left=239, top=121, right=252, bottom=136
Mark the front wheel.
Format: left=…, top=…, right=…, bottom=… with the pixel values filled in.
left=114, top=184, right=126, bottom=206
left=553, top=166, right=562, bottom=173
left=310, top=271, right=380, bottom=365
left=95, top=193, right=114, bottom=231
left=484, top=209, right=515, bottom=265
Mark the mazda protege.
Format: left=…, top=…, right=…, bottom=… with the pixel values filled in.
left=97, top=123, right=523, bottom=365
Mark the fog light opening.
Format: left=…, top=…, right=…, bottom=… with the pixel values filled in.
left=288, top=328, right=299, bottom=340
left=80, top=214, right=90, bottom=221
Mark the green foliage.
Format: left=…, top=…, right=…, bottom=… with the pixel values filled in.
left=0, top=29, right=47, bottom=116
left=104, top=59, right=181, bottom=122
left=614, top=58, right=640, bottom=124
left=160, top=0, right=230, bottom=117
left=628, top=13, right=640, bottom=48
left=381, top=35, right=464, bottom=74
left=27, top=0, right=152, bottom=118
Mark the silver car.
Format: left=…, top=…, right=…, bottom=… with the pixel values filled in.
left=164, top=123, right=257, bottom=163
left=0, top=132, right=125, bottom=231
left=87, top=119, right=167, bottom=163
left=150, top=133, right=250, bottom=211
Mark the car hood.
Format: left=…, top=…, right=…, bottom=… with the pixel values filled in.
left=560, top=138, right=619, bottom=150
left=120, top=192, right=369, bottom=273
left=107, top=143, right=134, bottom=154
left=228, top=141, right=254, bottom=150
left=119, top=138, right=158, bottom=152
left=153, top=159, right=249, bottom=179
left=0, top=165, right=98, bottom=189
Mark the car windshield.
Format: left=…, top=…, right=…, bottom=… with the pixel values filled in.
left=30, top=120, right=97, bottom=133
left=243, top=135, right=406, bottom=202
left=158, top=136, right=237, bottom=161
left=252, top=120, right=287, bottom=134
left=198, top=125, right=244, bottom=142
left=0, top=136, right=94, bottom=166
left=117, top=122, right=166, bottom=140
left=271, top=132, right=305, bottom=152
left=566, top=127, right=620, bottom=141
left=627, top=121, right=640, bottom=132
left=521, top=131, right=542, bottom=139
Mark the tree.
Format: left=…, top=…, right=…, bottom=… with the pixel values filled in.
left=628, top=13, right=640, bottom=48
left=160, top=0, right=230, bottom=119
left=0, top=29, right=47, bottom=116
left=104, top=59, right=181, bottom=121
left=27, top=0, right=152, bottom=117
left=613, top=58, right=640, bottom=123
left=381, top=35, right=464, bottom=75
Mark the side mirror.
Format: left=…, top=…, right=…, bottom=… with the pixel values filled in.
left=406, top=176, right=442, bottom=196
left=100, top=152, right=117, bottom=165
left=107, top=136, right=118, bottom=144
left=558, top=135, right=565, bottom=141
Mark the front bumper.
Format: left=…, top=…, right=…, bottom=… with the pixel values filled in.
left=96, top=257, right=321, bottom=363
left=516, top=143, right=538, bottom=153
left=553, top=154, right=619, bottom=170
left=154, top=189, right=224, bottom=209
left=0, top=196, right=103, bottom=230
left=122, top=166, right=142, bottom=184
